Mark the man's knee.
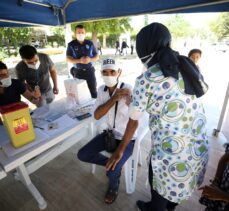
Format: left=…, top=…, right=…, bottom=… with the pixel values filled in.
left=77, top=148, right=90, bottom=162
left=70, top=67, right=77, bottom=78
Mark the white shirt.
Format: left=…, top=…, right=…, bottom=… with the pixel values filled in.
left=93, top=82, right=137, bottom=140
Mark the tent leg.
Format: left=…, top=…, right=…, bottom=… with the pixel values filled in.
left=65, top=23, right=73, bottom=77
left=213, top=82, right=229, bottom=137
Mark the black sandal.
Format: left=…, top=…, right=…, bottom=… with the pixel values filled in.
left=104, top=187, right=119, bottom=204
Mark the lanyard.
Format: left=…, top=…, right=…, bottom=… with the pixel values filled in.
left=113, top=82, right=124, bottom=129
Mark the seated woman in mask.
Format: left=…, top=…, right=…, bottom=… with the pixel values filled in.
left=0, top=61, right=40, bottom=106
left=106, top=23, right=209, bottom=211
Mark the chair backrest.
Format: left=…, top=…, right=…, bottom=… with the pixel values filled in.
left=136, top=112, right=149, bottom=142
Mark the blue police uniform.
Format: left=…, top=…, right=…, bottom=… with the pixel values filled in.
left=66, top=39, right=98, bottom=98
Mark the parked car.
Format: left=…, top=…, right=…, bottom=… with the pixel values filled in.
left=215, top=42, right=228, bottom=52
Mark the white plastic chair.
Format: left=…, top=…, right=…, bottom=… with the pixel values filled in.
left=91, top=113, right=149, bottom=194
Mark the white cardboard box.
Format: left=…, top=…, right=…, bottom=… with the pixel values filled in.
left=64, top=78, right=91, bottom=105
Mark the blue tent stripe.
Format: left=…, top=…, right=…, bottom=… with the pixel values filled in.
left=0, top=0, right=228, bottom=26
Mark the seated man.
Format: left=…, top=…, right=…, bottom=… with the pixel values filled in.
left=77, top=58, right=138, bottom=204
left=0, top=61, right=40, bottom=106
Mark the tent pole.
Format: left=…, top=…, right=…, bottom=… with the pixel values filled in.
left=23, top=0, right=51, bottom=8
left=62, top=0, right=75, bottom=77
left=213, top=82, right=229, bottom=137
left=64, top=24, right=73, bottom=77
left=0, top=19, right=47, bottom=26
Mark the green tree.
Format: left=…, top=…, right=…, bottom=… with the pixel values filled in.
left=51, top=26, right=65, bottom=37
left=210, top=13, right=229, bottom=41
left=106, top=34, right=120, bottom=48
left=144, top=15, right=149, bottom=26
left=48, top=27, right=65, bottom=47
left=0, top=27, right=32, bottom=57
left=162, top=15, right=193, bottom=39
left=71, top=18, right=132, bottom=46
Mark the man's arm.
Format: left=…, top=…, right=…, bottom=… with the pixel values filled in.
left=106, top=118, right=138, bottom=171
left=67, top=55, right=99, bottom=65
left=45, top=54, right=58, bottom=94
left=89, top=54, right=99, bottom=62
left=94, top=88, right=131, bottom=120
left=94, top=97, right=116, bottom=120
left=66, top=56, right=83, bottom=64
left=83, top=42, right=99, bottom=63
left=80, top=54, right=99, bottom=64
left=199, top=185, right=229, bottom=202
left=22, top=89, right=40, bottom=106
left=49, top=67, right=59, bottom=94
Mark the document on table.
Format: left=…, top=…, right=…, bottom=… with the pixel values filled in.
left=40, top=114, right=77, bottom=137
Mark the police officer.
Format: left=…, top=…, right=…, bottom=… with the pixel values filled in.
left=66, top=24, right=99, bottom=98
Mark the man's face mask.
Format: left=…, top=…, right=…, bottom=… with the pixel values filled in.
left=0, top=76, right=12, bottom=88
left=102, top=76, right=118, bottom=87
left=76, top=34, right=86, bottom=42
left=26, top=61, right=40, bottom=70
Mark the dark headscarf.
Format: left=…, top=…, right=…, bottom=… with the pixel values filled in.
left=136, top=22, right=208, bottom=98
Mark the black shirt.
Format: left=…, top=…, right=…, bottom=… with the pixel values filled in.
left=66, top=39, right=97, bottom=69
left=0, top=79, right=26, bottom=106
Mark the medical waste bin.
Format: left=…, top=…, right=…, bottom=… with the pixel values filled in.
left=0, top=102, right=35, bottom=148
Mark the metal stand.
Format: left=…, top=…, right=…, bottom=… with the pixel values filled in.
left=213, top=82, right=229, bottom=137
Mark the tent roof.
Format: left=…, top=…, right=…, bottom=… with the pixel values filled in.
left=0, top=0, right=229, bottom=27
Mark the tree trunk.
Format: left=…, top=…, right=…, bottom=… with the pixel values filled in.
left=92, top=31, right=97, bottom=47
left=103, top=34, right=106, bottom=48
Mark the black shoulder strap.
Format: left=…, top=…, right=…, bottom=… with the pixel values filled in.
left=120, top=82, right=125, bottom=89
left=104, top=85, right=108, bottom=92
left=113, top=82, right=124, bottom=128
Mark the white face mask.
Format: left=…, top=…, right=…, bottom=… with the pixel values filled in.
left=102, top=76, right=118, bottom=87
left=140, top=52, right=156, bottom=69
left=76, top=34, right=86, bottom=42
left=0, top=76, right=12, bottom=88
left=27, top=61, right=40, bottom=70
left=142, top=65, right=147, bottom=73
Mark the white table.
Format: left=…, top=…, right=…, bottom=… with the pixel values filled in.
left=0, top=166, right=7, bottom=180
left=0, top=103, right=94, bottom=210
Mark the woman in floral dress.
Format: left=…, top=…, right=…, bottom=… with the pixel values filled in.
left=116, top=22, right=209, bottom=211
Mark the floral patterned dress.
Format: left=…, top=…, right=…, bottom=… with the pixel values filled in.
left=131, top=64, right=209, bottom=203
